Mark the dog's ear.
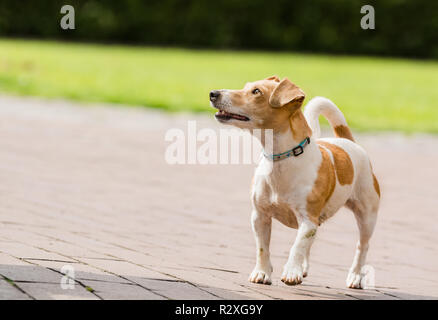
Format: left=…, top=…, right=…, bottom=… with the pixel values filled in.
left=269, top=78, right=305, bottom=112
left=265, top=75, right=280, bottom=82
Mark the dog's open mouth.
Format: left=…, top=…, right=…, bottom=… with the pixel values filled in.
left=215, top=109, right=250, bottom=121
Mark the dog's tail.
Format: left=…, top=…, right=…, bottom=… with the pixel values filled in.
left=303, top=96, right=355, bottom=141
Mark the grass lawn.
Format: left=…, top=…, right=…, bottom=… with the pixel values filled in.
left=0, top=39, right=437, bottom=133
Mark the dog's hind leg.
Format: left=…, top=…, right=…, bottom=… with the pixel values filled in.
left=345, top=195, right=378, bottom=289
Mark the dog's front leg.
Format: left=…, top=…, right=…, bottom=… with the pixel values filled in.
left=248, top=210, right=273, bottom=285
left=281, top=219, right=317, bottom=286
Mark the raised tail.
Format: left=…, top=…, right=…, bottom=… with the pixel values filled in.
left=303, top=96, right=355, bottom=141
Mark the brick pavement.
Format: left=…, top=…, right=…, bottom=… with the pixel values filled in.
left=0, top=95, right=437, bottom=300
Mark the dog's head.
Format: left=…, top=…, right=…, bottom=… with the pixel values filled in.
left=210, top=76, right=305, bottom=130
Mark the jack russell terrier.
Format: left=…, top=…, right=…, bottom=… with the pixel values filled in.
left=210, top=76, right=380, bottom=289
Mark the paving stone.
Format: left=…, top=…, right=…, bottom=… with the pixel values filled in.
left=0, top=241, right=75, bottom=262
left=0, top=279, right=31, bottom=300
left=197, top=286, right=256, bottom=300
left=80, top=280, right=165, bottom=300
left=132, top=278, right=220, bottom=300
left=79, top=258, right=174, bottom=281
left=25, top=259, right=132, bottom=284
left=0, top=263, right=63, bottom=284
left=16, top=282, right=99, bottom=300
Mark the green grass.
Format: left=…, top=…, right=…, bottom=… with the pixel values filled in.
left=0, top=39, right=437, bottom=132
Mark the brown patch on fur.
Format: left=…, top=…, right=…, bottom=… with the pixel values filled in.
left=269, top=78, right=305, bottom=112
left=265, top=75, right=280, bottom=82
left=227, top=80, right=292, bottom=131
left=334, top=125, right=355, bottom=142
left=271, top=203, right=299, bottom=229
left=220, top=79, right=307, bottom=132
left=257, top=200, right=299, bottom=229
left=230, top=91, right=246, bottom=106
left=317, top=141, right=354, bottom=185
left=306, top=147, right=336, bottom=225
left=252, top=179, right=299, bottom=229
left=368, top=161, right=380, bottom=198
left=372, top=173, right=380, bottom=197
left=289, top=110, right=313, bottom=142
left=305, top=229, right=316, bottom=238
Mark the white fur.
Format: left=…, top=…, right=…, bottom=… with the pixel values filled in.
left=304, top=96, right=349, bottom=139
left=249, top=101, right=379, bottom=289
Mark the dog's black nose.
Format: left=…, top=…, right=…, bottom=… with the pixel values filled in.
left=210, top=90, right=221, bottom=102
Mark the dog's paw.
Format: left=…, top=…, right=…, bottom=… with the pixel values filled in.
left=302, top=261, right=309, bottom=278
left=281, top=264, right=303, bottom=286
left=346, top=271, right=364, bottom=289
left=248, top=268, right=272, bottom=285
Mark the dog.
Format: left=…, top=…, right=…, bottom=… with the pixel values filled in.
left=209, top=76, right=380, bottom=289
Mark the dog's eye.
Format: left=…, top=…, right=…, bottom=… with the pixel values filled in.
left=252, top=88, right=261, bottom=95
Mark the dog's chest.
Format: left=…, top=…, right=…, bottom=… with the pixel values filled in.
left=252, top=156, right=319, bottom=229
left=252, top=180, right=299, bottom=229
left=271, top=199, right=299, bottom=229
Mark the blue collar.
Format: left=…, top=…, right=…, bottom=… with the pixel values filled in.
left=263, top=137, right=311, bottom=161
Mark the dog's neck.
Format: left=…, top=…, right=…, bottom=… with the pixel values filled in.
left=259, top=110, right=313, bottom=155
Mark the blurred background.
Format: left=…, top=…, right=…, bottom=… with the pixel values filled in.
left=0, top=0, right=438, bottom=300
left=0, top=0, right=436, bottom=132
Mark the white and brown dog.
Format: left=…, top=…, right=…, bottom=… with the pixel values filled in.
left=210, top=76, right=380, bottom=289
